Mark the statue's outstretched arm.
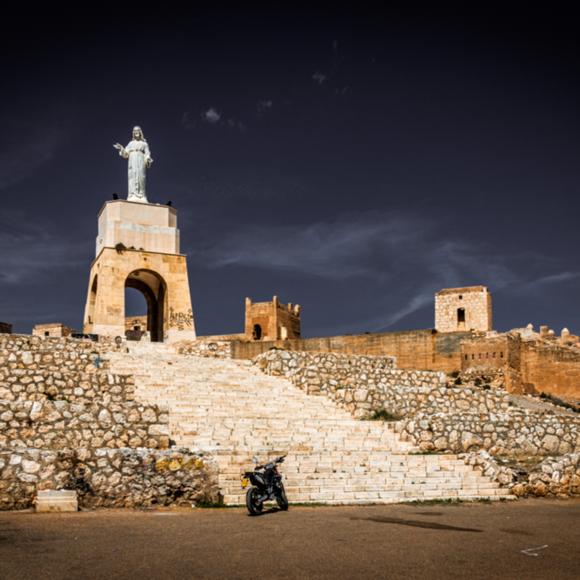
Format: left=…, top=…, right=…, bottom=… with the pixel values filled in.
left=113, top=143, right=129, bottom=159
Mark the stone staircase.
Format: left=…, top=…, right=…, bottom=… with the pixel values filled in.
left=103, top=342, right=512, bottom=505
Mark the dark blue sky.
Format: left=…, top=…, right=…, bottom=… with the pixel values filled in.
left=1, top=5, right=579, bottom=337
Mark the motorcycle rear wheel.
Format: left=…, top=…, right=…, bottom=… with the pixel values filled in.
left=275, top=484, right=289, bottom=511
left=246, top=487, right=263, bottom=516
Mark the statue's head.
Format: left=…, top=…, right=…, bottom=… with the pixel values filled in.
left=132, top=126, right=144, bottom=140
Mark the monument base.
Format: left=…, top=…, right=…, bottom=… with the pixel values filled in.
left=83, top=200, right=196, bottom=343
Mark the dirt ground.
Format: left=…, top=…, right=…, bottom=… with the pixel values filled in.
left=1, top=498, right=579, bottom=579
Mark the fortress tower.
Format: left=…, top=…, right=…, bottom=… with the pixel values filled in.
left=245, top=296, right=301, bottom=341
left=435, top=286, right=492, bottom=333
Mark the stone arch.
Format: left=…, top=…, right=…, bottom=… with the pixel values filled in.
left=125, top=269, right=167, bottom=342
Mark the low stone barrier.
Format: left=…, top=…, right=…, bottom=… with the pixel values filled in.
left=174, top=339, right=233, bottom=358
left=0, top=447, right=220, bottom=510
left=0, top=334, right=206, bottom=510
left=0, top=400, right=169, bottom=450
left=0, top=368, right=134, bottom=404
left=255, top=349, right=580, bottom=460
left=462, top=451, right=580, bottom=498
left=396, top=410, right=579, bottom=456
left=255, top=349, right=492, bottom=418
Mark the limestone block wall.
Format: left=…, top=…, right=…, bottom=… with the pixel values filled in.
left=233, top=329, right=471, bottom=372
left=462, top=451, right=580, bottom=498
left=0, top=334, right=107, bottom=360
left=520, top=341, right=580, bottom=399
left=0, top=447, right=220, bottom=510
left=0, top=367, right=134, bottom=404
left=396, top=410, right=579, bottom=456
left=255, top=350, right=446, bottom=418
left=0, top=399, right=169, bottom=450
left=512, top=453, right=580, bottom=497
left=0, top=334, right=220, bottom=510
left=174, top=339, right=233, bottom=358
left=255, top=350, right=580, bottom=458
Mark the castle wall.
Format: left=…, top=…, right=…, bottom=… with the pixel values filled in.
left=520, top=341, right=580, bottom=399
left=233, top=329, right=471, bottom=372
left=460, top=332, right=580, bottom=398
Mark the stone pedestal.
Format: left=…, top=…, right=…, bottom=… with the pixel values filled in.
left=83, top=200, right=196, bottom=342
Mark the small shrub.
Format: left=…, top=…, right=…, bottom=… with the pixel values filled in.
left=366, top=409, right=402, bottom=422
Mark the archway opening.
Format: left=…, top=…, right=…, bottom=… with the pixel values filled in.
left=252, top=324, right=262, bottom=340
left=125, top=270, right=167, bottom=342
left=125, top=287, right=148, bottom=341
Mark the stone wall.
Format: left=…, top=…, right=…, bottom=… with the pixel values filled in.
left=0, top=447, right=220, bottom=510
left=255, top=349, right=580, bottom=458
left=396, top=410, right=579, bottom=456
left=0, top=399, right=169, bottom=450
left=0, top=334, right=219, bottom=510
left=255, top=349, right=446, bottom=418
left=520, top=340, right=580, bottom=399
left=234, top=329, right=472, bottom=372
left=174, top=339, right=233, bottom=358
left=463, top=451, right=580, bottom=498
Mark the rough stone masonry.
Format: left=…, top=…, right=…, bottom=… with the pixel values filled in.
left=0, top=334, right=221, bottom=510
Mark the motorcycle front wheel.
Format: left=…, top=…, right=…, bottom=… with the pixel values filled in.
left=246, top=487, right=263, bottom=516
left=275, top=483, right=289, bottom=511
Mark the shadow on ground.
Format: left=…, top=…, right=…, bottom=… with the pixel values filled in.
left=350, top=516, right=482, bottom=532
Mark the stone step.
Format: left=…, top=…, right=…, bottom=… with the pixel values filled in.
left=104, top=348, right=511, bottom=506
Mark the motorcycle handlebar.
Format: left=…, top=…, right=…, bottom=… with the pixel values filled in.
left=253, top=455, right=286, bottom=470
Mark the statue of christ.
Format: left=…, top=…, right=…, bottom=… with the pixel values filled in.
left=113, top=126, right=153, bottom=202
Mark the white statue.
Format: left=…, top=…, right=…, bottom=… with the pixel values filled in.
left=113, top=126, right=153, bottom=203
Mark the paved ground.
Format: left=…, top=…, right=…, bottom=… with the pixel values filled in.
left=1, top=499, right=579, bottom=579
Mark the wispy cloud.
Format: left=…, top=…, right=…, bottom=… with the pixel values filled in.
left=182, top=107, right=247, bottom=131
left=203, top=107, right=221, bottom=124
left=312, top=71, right=327, bottom=85
left=257, top=100, right=273, bottom=114
left=526, top=271, right=580, bottom=287
left=226, top=118, right=246, bottom=132
left=195, top=211, right=513, bottom=282
left=312, top=39, right=342, bottom=88
left=192, top=210, right=558, bottom=330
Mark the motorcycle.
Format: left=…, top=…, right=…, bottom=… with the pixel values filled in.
left=241, top=455, right=289, bottom=515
